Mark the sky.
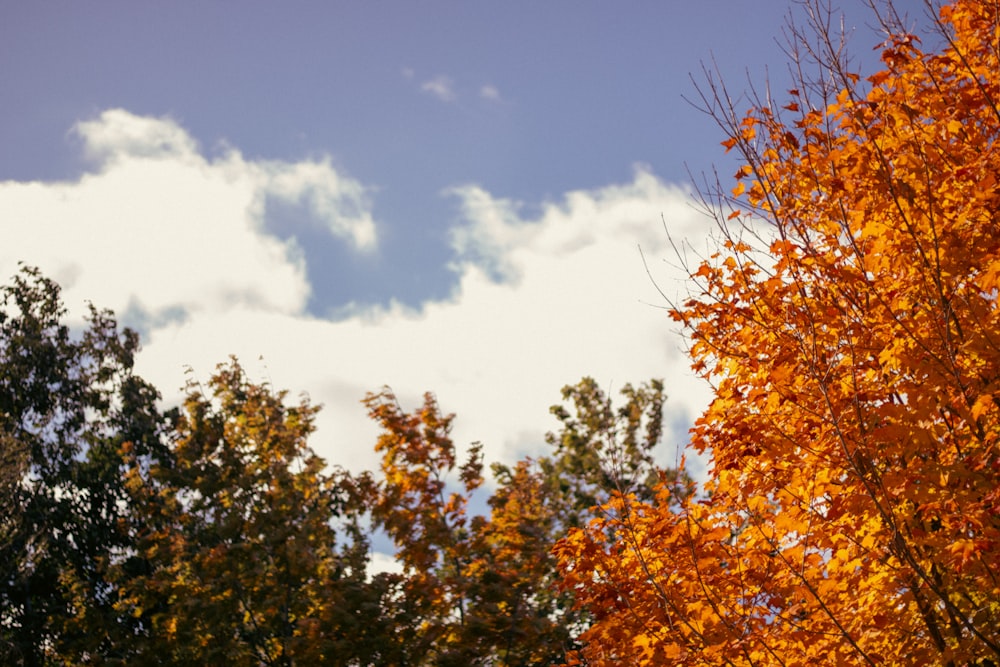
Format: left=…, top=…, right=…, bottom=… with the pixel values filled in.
left=0, top=1, right=920, bottom=486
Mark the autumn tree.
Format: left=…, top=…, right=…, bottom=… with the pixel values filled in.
left=0, top=262, right=690, bottom=665
left=364, top=376, right=680, bottom=665
left=360, top=388, right=487, bottom=665
left=0, top=265, right=169, bottom=666
left=556, top=1, right=1000, bottom=665
left=114, top=359, right=378, bottom=665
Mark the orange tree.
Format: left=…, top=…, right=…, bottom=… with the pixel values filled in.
left=360, top=388, right=486, bottom=665
left=363, top=387, right=575, bottom=666
left=555, top=1, right=1000, bottom=665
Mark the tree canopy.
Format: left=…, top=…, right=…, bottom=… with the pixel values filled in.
left=555, top=1, right=1000, bottom=664
left=0, top=266, right=169, bottom=666
left=0, top=266, right=671, bottom=664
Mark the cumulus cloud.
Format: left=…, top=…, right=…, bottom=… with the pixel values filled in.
left=434, top=168, right=714, bottom=467
left=0, top=110, right=714, bottom=480
left=0, top=109, right=376, bottom=332
left=420, top=75, right=457, bottom=102
left=133, top=167, right=713, bottom=476
left=76, top=109, right=200, bottom=162
left=261, top=158, right=377, bottom=250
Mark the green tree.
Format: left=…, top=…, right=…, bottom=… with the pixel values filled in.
left=0, top=265, right=169, bottom=666
left=539, top=377, right=686, bottom=529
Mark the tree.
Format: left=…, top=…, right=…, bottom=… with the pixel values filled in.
left=0, top=265, right=169, bottom=666
left=361, top=388, right=487, bottom=665
left=364, top=377, right=680, bottom=665
left=555, top=1, right=1000, bottom=665
left=464, top=459, right=576, bottom=665
left=0, top=262, right=689, bottom=664
left=539, top=377, right=687, bottom=529
left=116, top=359, right=377, bottom=665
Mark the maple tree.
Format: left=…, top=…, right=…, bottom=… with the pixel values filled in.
left=360, top=387, right=486, bottom=665
left=555, top=1, right=1000, bottom=665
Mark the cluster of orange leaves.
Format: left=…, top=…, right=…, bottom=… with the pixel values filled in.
left=362, top=389, right=576, bottom=665
left=555, top=2, right=1000, bottom=665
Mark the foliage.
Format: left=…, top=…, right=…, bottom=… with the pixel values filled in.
left=555, top=1, right=1000, bottom=665
left=361, top=388, right=485, bottom=665
left=114, top=359, right=378, bottom=666
left=540, top=377, right=687, bottom=527
left=0, top=264, right=681, bottom=664
left=363, top=377, right=677, bottom=665
left=0, top=265, right=169, bottom=666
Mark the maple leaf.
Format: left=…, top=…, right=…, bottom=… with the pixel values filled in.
left=555, top=1, right=1000, bottom=664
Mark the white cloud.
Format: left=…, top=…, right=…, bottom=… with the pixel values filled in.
left=0, top=109, right=376, bottom=331
left=0, top=111, right=714, bottom=482
left=76, top=109, right=199, bottom=163
left=479, top=84, right=501, bottom=102
left=412, top=75, right=502, bottom=106
left=369, top=550, right=405, bottom=576
left=135, top=168, right=714, bottom=477
left=420, top=75, right=457, bottom=102
left=261, top=158, right=377, bottom=250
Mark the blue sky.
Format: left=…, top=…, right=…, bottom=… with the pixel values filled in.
left=1, top=1, right=908, bottom=486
